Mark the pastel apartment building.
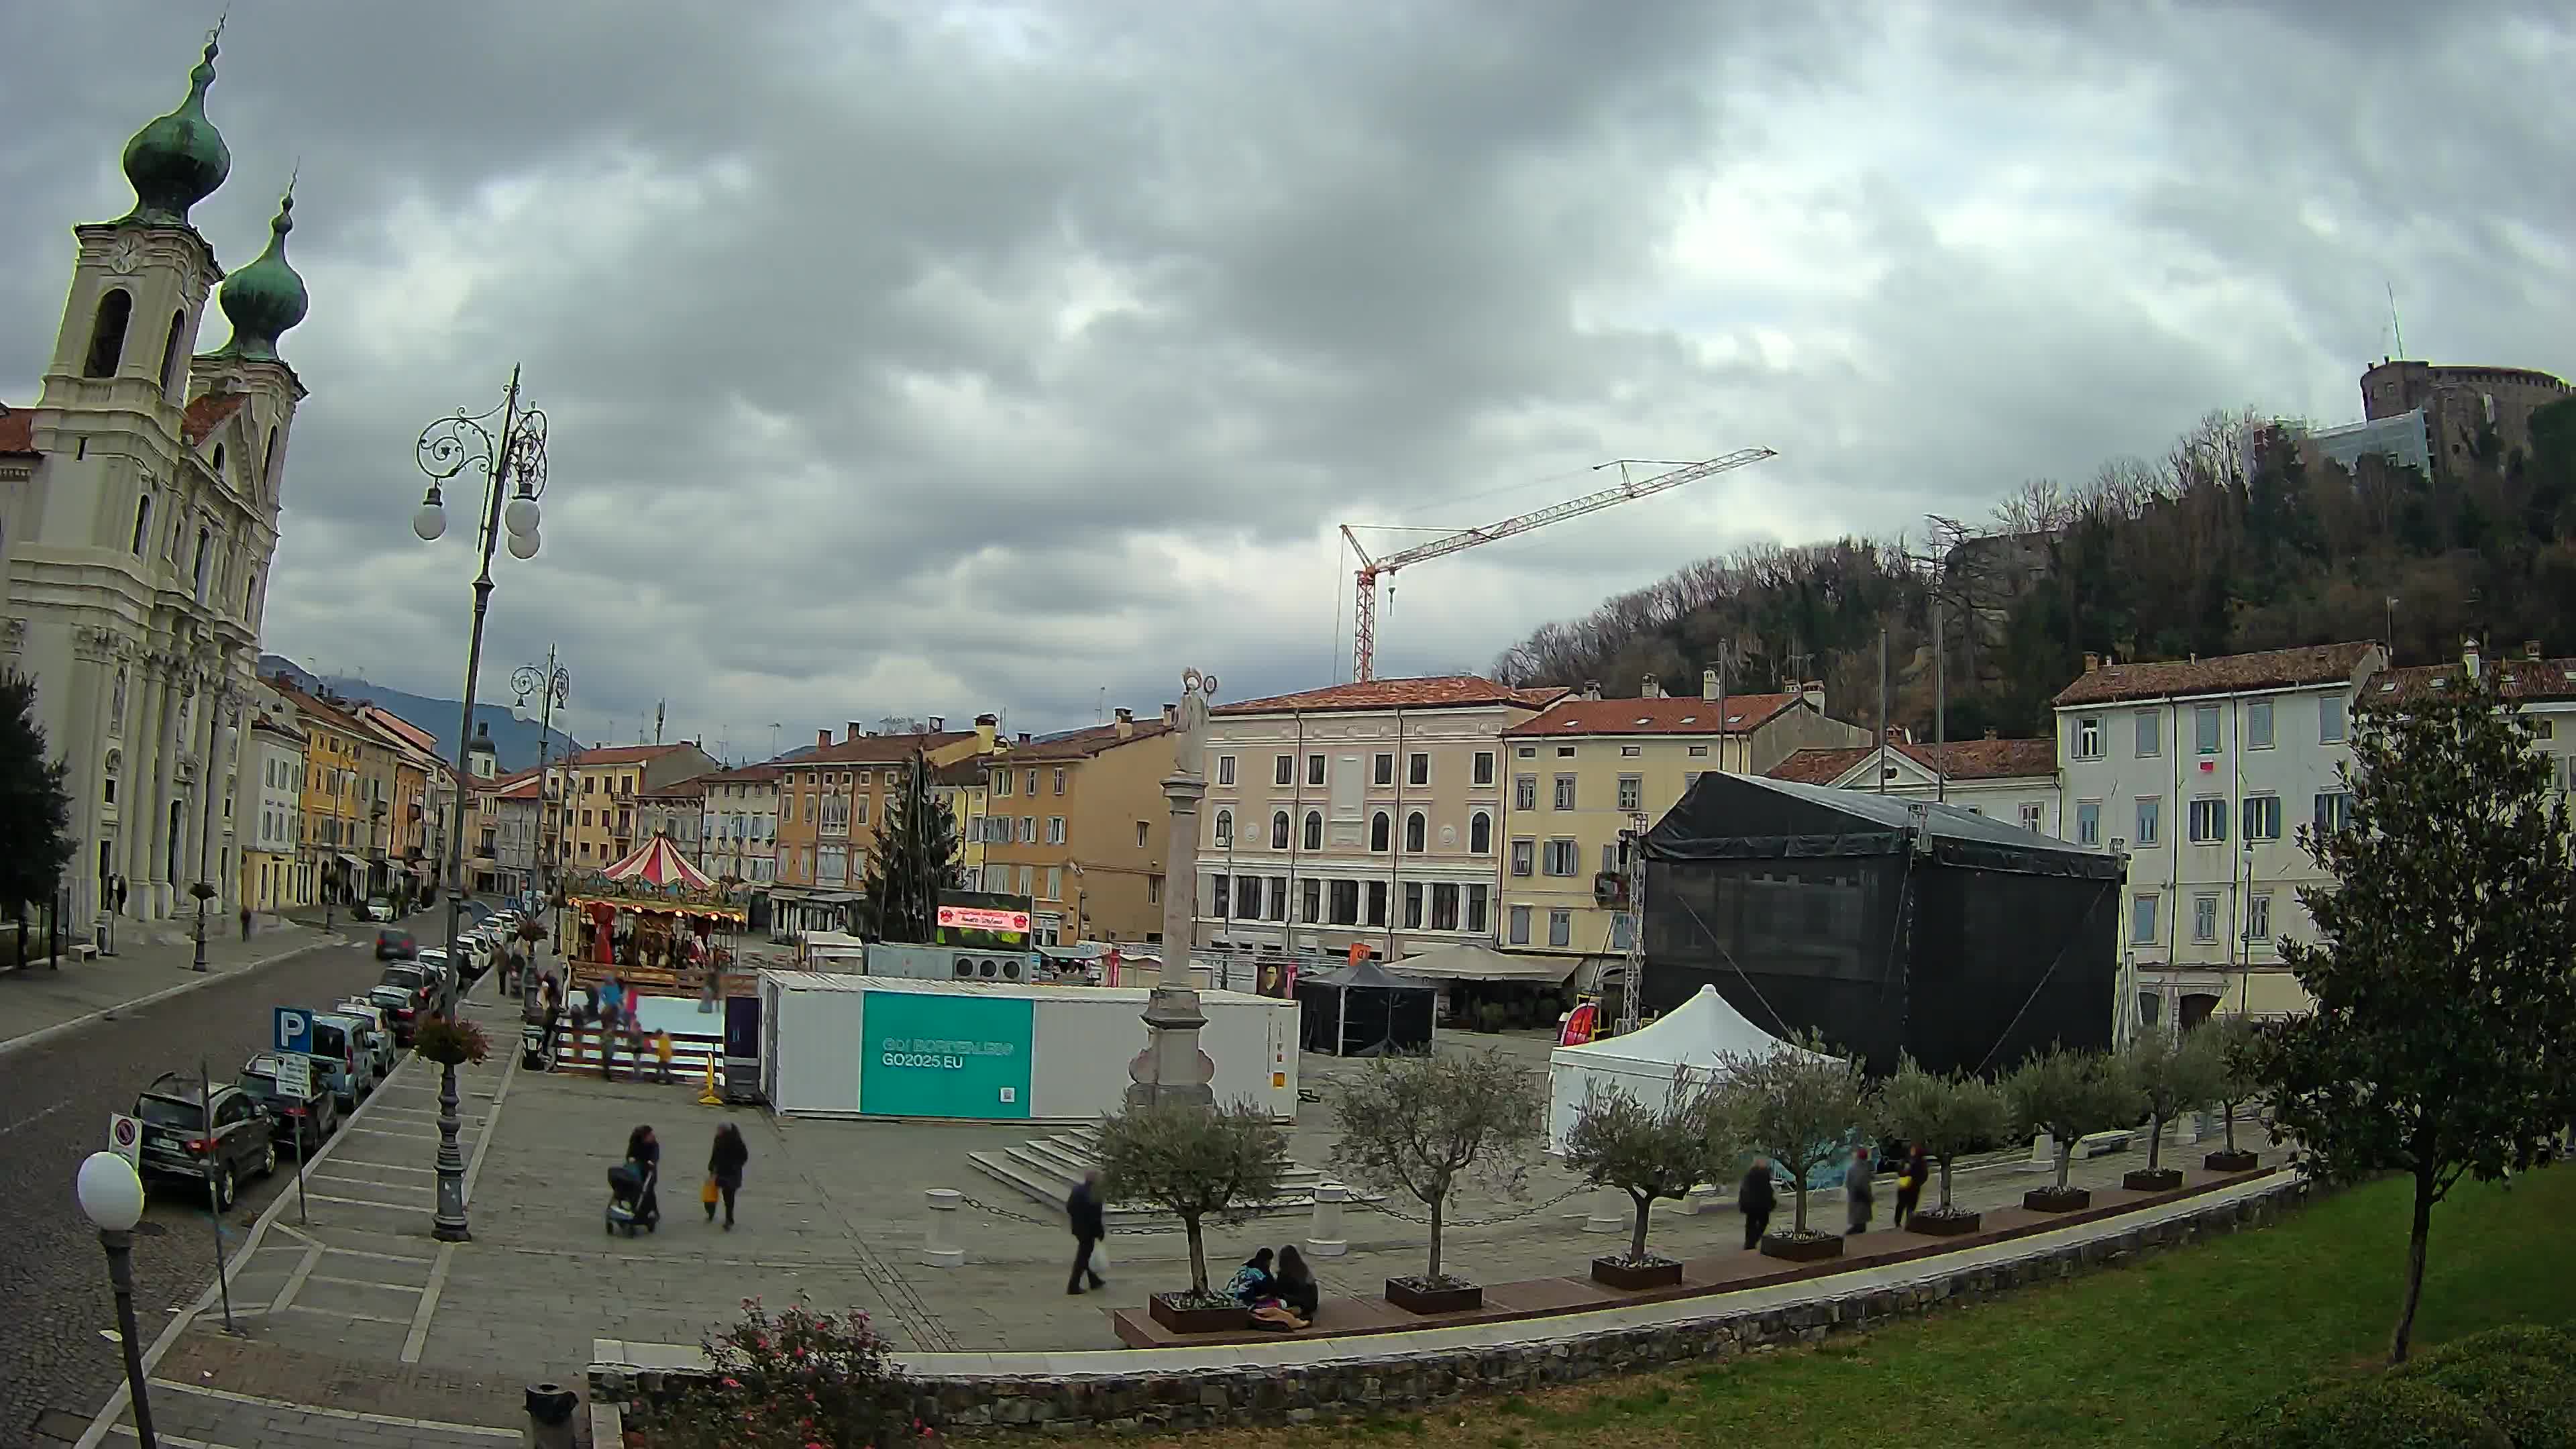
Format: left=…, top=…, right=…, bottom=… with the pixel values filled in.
left=979, top=708, right=1175, bottom=946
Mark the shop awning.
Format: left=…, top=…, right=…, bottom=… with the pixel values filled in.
left=337, top=853, right=369, bottom=875
left=1389, top=941, right=1582, bottom=983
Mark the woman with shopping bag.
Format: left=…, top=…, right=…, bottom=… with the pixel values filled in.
left=704, top=1123, right=749, bottom=1229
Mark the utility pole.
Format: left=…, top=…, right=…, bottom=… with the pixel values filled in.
left=1931, top=594, right=1946, bottom=804
left=1876, top=627, right=1889, bottom=794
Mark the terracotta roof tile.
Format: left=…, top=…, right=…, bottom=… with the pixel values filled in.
left=0, top=406, right=35, bottom=457
left=2377, top=655, right=2576, bottom=704
left=496, top=775, right=543, bottom=800
left=779, top=732, right=973, bottom=768
left=1503, top=692, right=1803, bottom=738
left=696, top=763, right=784, bottom=784
left=563, top=743, right=696, bottom=767
left=1214, top=676, right=1568, bottom=716
left=930, top=759, right=989, bottom=786
left=1766, top=736, right=2057, bottom=786
left=2051, top=642, right=2379, bottom=707
left=181, top=392, right=249, bottom=446
left=1004, top=718, right=1175, bottom=760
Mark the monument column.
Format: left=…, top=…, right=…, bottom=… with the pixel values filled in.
left=1126, top=668, right=1219, bottom=1111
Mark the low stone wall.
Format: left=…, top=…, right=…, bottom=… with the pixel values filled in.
left=596, top=1177, right=2308, bottom=1438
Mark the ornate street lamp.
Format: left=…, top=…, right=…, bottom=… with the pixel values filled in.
left=76, top=1151, right=158, bottom=1448
left=412, top=367, right=549, bottom=1243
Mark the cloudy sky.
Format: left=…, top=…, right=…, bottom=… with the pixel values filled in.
left=6, top=1, right=2569, bottom=758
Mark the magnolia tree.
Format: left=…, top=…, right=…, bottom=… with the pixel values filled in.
left=2259, top=663, right=2576, bottom=1364
left=2002, top=1046, right=2141, bottom=1194
left=1874, top=1055, right=2009, bottom=1216
left=2121, top=1027, right=2226, bottom=1175
left=1562, top=1073, right=1744, bottom=1265
left=1717, top=1032, right=1870, bottom=1237
left=1328, top=1051, right=1545, bottom=1286
left=1093, top=1101, right=1289, bottom=1301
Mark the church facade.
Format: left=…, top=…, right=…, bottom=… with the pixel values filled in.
left=0, top=30, right=311, bottom=932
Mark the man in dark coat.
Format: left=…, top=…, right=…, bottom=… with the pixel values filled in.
left=1739, top=1155, right=1776, bottom=1250
left=1067, top=1169, right=1108, bottom=1294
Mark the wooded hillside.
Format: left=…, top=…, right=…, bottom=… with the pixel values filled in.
left=1491, top=397, right=2576, bottom=741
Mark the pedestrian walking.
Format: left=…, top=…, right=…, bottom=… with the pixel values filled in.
left=113, top=877, right=127, bottom=915
left=1738, top=1155, right=1775, bottom=1250
left=1894, top=1142, right=1928, bottom=1228
left=1066, top=1168, right=1108, bottom=1295
left=239, top=905, right=252, bottom=941
left=623, top=1124, right=662, bottom=1226
left=1843, top=1145, right=1874, bottom=1236
left=704, top=1122, right=748, bottom=1230
left=653, top=1030, right=675, bottom=1083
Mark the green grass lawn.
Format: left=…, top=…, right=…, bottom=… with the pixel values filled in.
left=1114, top=1166, right=2576, bottom=1449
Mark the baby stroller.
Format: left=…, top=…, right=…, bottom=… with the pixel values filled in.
left=606, top=1160, right=659, bottom=1236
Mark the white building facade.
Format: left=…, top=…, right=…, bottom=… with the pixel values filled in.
left=240, top=714, right=305, bottom=912
left=698, top=763, right=781, bottom=885
left=0, top=35, right=310, bottom=931
left=2052, top=642, right=2385, bottom=1028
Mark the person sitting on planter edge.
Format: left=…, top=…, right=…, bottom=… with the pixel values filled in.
left=1271, top=1245, right=1320, bottom=1321
left=1226, top=1248, right=1277, bottom=1305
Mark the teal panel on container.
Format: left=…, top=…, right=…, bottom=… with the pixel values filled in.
left=860, top=990, right=1034, bottom=1119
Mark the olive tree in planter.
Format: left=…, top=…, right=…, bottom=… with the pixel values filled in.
left=1561, top=1073, right=1743, bottom=1289
left=1875, top=1055, right=2009, bottom=1237
left=2120, top=1026, right=2226, bottom=1191
left=1718, top=1032, right=1870, bottom=1263
left=2200, top=1014, right=2265, bottom=1173
left=1092, top=1100, right=1290, bottom=1334
left=1328, top=1049, right=1545, bottom=1313
left=2002, top=1046, right=2141, bottom=1212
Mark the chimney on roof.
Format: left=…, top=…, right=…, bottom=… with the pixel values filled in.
left=1984, top=727, right=1999, bottom=740
left=975, top=714, right=998, bottom=752
left=847, top=720, right=865, bottom=741
left=1163, top=702, right=1177, bottom=726
left=816, top=729, right=830, bottom=751
left=2463, top=636, right=2481, bottom=680
left=2083, top=651, right=2100, bottom=674
left=1802, top=680, right=1825, bottom=712
left=1114, top=707, right=1134, bottom=739
left=1702, top=668, right=1720, bottom=702
left=1018, top=732, right=1031, bottom=745
left=1640, top=673, right=1662, bottom=698
left=1582, top=680, right=1602, bottom=701
left=928, top=716, right=945, bottom=732
left=2525, top=640, right=2543, bottom=661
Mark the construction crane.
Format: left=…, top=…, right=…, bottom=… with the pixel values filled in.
left=1339, top=447, right=1778, bottom=681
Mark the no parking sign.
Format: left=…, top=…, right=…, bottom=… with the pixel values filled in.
left=107, top=1113, right=142, bottom=1168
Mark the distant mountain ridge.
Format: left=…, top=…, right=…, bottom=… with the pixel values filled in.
left=257, top=655, right=581, bottom=775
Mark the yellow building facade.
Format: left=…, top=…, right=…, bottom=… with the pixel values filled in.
left=273, top=682, right=373, bottom=905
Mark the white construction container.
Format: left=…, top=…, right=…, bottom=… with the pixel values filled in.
left=757, top=971, right=1299, bottom=1121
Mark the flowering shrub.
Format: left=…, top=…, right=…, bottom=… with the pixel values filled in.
left=649, top=1295, right=915, bottom=1448
left=411, top=1016, right=490, bottom=1067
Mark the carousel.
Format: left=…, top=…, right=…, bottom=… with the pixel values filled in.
left=562, top=834, right=751, bottom=991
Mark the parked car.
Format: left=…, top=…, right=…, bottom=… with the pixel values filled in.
left=375, top=928, right=418, bottom=961
left=134, top=1072, right=277, bottom=1208
left=237, top=1054, right=339, bottom=1150
left=317, top=1011, right=384, bottom=1096
left=334, top=998, right=400, bottom=1077
left=413, top=949, right=455, bottom=997
left=364, top=896, right=394, bottom=922
left=302, top=1012, right=372, bottom=1110
left=364, top=983, right=421, bottom=1045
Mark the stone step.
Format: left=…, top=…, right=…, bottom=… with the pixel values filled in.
left=967, top=1129, right=1379, bottom=1226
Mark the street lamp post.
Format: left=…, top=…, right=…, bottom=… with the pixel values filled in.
left=413, top=366, right=550, bottom=1243
left=513, top=650, right=570, bottom=909
left=76, top=1151, right=158, bottom=1449
left=189, top=700, right=235, bottom=973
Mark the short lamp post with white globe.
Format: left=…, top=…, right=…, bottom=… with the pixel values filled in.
left=411, top=366, right=549, bottom=1244
left=76, top=1151, right=158, bottom=1448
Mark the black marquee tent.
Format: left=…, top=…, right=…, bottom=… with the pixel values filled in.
left=1295, top=959, right=1438, bottom=1057
left=1640, top=772, right=2121, bottom=1077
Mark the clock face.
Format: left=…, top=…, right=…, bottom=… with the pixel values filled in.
left=107, top=237, right=143, bottom=276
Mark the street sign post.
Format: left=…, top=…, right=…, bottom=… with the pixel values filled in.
left=270, top=1053, right=314, bottom=1224
left=273, top=1007, right=312, bottom=1056
left=273, top=1054, right=311, bottom=1099
left=107, top=1113, right=142, bottom=1169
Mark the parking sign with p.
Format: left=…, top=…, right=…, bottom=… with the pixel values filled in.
left=273, top=1006, right=311, bottom=1055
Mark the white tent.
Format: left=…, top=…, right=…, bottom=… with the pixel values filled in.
left=1546, top=984, right=1835, bottom=1152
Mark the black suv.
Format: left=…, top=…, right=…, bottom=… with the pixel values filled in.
left=135, top=1073, right=278, bottom=1209
left=237, top=1054, right=341, bottom=1150
left=376, top=928, right=419, bottom=961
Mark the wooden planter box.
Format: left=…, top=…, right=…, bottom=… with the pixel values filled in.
left=1148, top=1293, right=1250, bottom=1335
left=2023, top=1187, right=2092, bottom=1214
left=2204, top=1149, right=2260, bottom=1173
left=2123, top=1167, right=2185, bottom=1193
left=1905, top=1209, right=1980, bottom=1237
left=1384, top=1277, right=1483, bottom=1315
left=1758, top=1232, right=1845, bottom=1263
left=1590, top=1254, right=1684, bottom=1291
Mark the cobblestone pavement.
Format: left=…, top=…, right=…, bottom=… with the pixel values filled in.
left=0, top=918, right=402, bottom=1448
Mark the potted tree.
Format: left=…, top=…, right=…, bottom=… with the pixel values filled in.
left=1091, top=1101, right=1289, bottom=1334
left=2121, top=1026, right=2225, bottom=1191
left=1562, top=1073, right=1741, bottom=1289
left=1876, top=1055, right=2008, bottom=1236
left=1719, top=1032, right=1871, bottom=1262
left=2003, top=1046, right=2141, bottom=1212
left=2200, top=1014, right=2264, bottom=1173
left=1328, top=1050, right=1544, bottom=1313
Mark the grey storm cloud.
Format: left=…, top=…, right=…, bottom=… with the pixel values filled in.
left=3, top=0, right=2569, bottom=755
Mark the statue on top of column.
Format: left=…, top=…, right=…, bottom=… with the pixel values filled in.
left=1173, top=667, right=1218, bottom=777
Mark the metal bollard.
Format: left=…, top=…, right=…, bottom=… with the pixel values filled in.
left=523, top=1381, right=578, bottom=1449
left=1306, top=1181, right=1349, bottom=1257
left=920, top=1187, right=964, bottom=1269
left=1582, top=1185, right=1625, bottom=1234
left=2023, top=1130, right=2056, bottom=1173
left=2174, top=1110, right=2201, bottom=1146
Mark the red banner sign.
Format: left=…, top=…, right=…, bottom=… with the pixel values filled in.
left=936, top=904, right=1031, bottom=933
left=1558, top=1002, right=1599, bottom=1047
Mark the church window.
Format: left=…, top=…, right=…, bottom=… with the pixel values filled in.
left=263, top=427, right=278, bottom=489
left=85, top=289, right=133, bottom=377
left=129, top=495, right=153, bottom=555
left=157, top=311, right=186, bottom=396
left=193, top=527, right=211, bottom=602
left=211, top=443, right=225, bottom=478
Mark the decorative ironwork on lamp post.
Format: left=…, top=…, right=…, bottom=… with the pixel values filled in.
left=514, top=649, right=570, bottom=959
left=411, top=366, right=549, bottom=1243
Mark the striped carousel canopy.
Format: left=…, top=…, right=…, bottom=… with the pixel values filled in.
left=598, top=834, right=714, bottom=891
